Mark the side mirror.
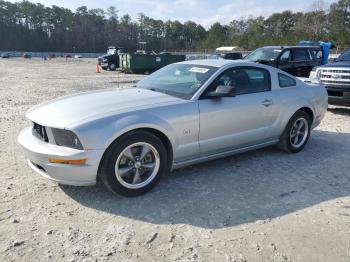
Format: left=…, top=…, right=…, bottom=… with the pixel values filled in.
left=208, top=85, right=235, bottom=98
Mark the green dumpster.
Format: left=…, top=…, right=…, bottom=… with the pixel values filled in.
left=119, top=53, right=186, bottom=73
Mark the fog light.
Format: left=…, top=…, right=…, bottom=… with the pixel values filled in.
left=48, top=158, right=86, bottom=165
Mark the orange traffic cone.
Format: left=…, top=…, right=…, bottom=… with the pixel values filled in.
left=96, top=64, right=101, bottom=73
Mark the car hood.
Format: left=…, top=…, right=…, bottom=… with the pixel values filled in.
left=320, top=61, right=350, bottom=68
left=26, top=88, right=183, bottom=128
left=98, top=54, right=113, bottom=60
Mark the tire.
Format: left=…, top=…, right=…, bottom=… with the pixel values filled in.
left=109, top=63, right=117, bottom=71
left=101, top=66, right=108, bottom=70
left=278, top=110, right=311, bottom=153
left=99, top=131, right=168, bottom=197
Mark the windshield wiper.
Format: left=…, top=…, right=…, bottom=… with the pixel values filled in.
left=149, top=88, right=176, bottom=97
left=149, top=87, right=160, bottom=93
left=149, top=88, right=168, bottom=94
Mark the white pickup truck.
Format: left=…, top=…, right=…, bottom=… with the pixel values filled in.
left=310, top=48, right=350, bottom=106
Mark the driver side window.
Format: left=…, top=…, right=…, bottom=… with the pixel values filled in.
left=280, top=50, right=291, bottom=61
left=203, top=67, right=271, bottom=98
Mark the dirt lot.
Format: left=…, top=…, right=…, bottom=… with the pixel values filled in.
left=0, top=58, right=349, bottom=262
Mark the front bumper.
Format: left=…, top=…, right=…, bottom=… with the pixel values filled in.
left=18, top=127, right=104, bottom=186
left=326, top=87, right=350, bottom=106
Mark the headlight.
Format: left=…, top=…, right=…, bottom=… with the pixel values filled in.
left=102, top=59, right=108, bottom=63
left=309, top=67, right=319, bottom=79
left=51, top=128, right=83, bottom=150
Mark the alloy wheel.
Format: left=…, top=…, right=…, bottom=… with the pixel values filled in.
left=115, top=142, right=160, bottom=189
left=289, top=118, right=309, bottom=148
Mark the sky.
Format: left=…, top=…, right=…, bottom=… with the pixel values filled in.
left=8, top=0, right=339, bottom=28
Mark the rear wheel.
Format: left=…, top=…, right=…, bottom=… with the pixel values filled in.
left=109, top=63, right=117, bottom=71
left=100, top=131, right=168, bottom=197
left=278, top=111, right=311, bottom=153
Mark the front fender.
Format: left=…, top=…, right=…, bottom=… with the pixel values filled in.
left=72, top=112, right=177, bottom=152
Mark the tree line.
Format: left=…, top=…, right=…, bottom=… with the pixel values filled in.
left=0, top=0, right=349, bottom=53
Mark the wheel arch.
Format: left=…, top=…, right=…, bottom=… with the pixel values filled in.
left=277, top=106, right=314, bottom=153
left=298, top=106, right=314, bottom=124
left=278, top=105, right=315, bottom=140
left=138, top=127, right=173, bottom=167
left=97, top=127, right=174, bottom=181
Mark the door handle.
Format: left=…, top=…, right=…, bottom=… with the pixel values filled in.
left=262, top=99, right=273, bottom=107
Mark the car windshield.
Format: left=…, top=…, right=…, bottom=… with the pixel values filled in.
left=244, top=48, right=282, bottom=61
left=137, top=63, right=218, bottom=99
left=107, top=48, right=116, bottom=55
left=336, top=49, right=350, bottom=61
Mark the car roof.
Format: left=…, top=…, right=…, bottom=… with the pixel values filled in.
left=261, top=46, right=321, bottom=49
left=177, top=59, right=256, bottom=68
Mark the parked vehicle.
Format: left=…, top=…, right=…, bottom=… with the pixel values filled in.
left=23, top=53, right=31, bottom=59
left=1, top=53, right=10, bottom=58
left=310, top=48, right=350, bottom=106
left=98, top=46, right=125, bottom=71
left=208, top=52, right=243, bottom=60
left=244, top=46, right=324, bottom=77
left=216, top=46, right=241, bottom=52
left=18, top=60, right=327, bottom=196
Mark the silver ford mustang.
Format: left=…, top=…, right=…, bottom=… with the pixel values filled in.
left=18, top=60, right=328, bottom=196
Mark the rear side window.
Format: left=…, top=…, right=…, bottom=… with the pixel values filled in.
left=278, top=73, right=296, bottom=88
left=310, top=48, right=323, bottom=60
left=292, top=49, right=309, bottom=61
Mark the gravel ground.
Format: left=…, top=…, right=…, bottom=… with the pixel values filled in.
left=0, top=58, right=349, bottom=262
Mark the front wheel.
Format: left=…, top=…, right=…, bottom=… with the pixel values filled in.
left=278, top=111, right=311, bottom=153
left=109, top=63, right=117, bottom=71
left=99, top=131, right=168, bottom=197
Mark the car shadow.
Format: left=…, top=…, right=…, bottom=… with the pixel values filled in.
left=60, top=130, right=350, bottom=229
left=328, top=106, right=350, bottom=116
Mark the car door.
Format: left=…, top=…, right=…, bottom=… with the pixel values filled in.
left=198, top=66, right=279, bottom=156
left=277, top=49, right=294, bottom=75
left=290, top=48, right=309, bottom=77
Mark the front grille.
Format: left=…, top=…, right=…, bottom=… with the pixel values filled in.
left=320, top=69, right=350, bottom=74
left=33, top=122, right=49, bottom=142
left=322, top=80, right=350, bottom=84
left=320, top=74, right=350, bottom=80
left=319, top=68, right=350, bottom=87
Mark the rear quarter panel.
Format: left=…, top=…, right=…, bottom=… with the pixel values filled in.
left=273, top=81, right=327, bottom=137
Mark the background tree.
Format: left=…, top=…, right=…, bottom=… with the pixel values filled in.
left=0, top=0, right=349, bottom=53
left=328, top=0, right=350, bottom=48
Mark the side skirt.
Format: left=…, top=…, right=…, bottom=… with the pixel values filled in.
left=171, top=139, right=279, bottom=170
